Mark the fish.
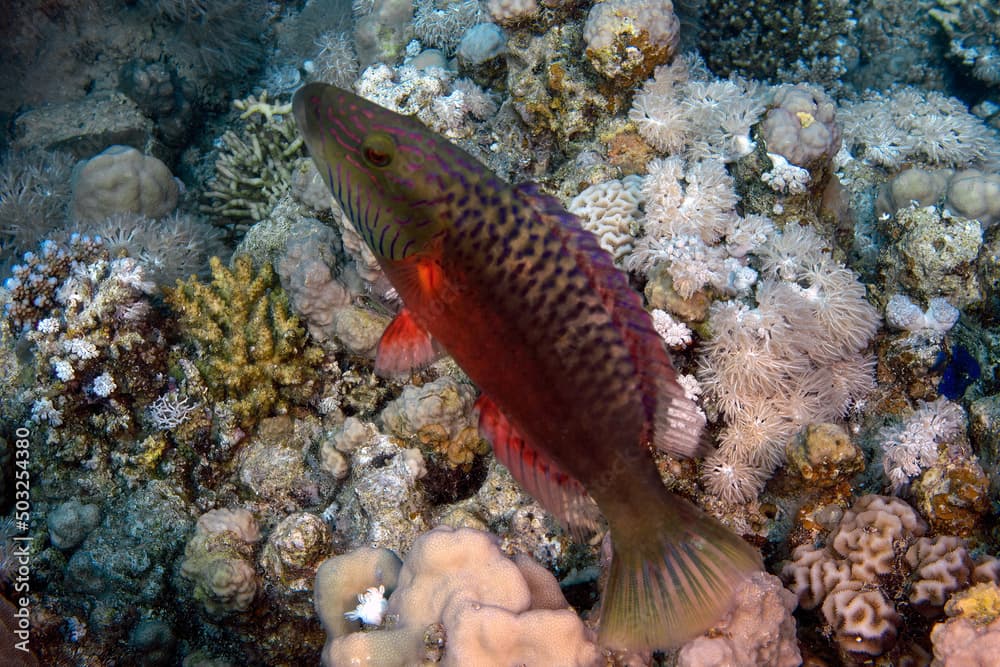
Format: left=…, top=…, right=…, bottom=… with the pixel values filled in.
left=293, top=82, right=762, bottom=649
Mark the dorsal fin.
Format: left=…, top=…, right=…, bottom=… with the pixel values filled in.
left=515, top=183, right=707, bottom=458
left=476, top=394, right=602, bottom=538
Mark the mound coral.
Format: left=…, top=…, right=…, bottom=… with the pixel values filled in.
left=583, top=0, right=680, bottom=86
left=164, top=255, right=325, bottom=429
left=180, top=508, right=261, bottom=616
left=315, top=526, right=599, bottom=666
left=70, top=145, right=179, bottom=224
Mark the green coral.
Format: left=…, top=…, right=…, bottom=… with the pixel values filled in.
left=165, top=255, right=324, bottom=429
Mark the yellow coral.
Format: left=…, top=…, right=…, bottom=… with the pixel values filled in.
left=945, top=583, right=1000, bottom=624
left=165, top=256, right=324, bottom=428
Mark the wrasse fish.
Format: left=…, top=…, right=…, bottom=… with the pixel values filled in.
left=293, top=83, right=761, bottom=649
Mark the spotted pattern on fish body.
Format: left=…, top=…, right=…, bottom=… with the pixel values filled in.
left=293, top=82, right=762, bottom=650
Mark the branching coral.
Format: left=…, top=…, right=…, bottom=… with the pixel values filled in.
left=164, top=255, right=325, bottom=429
left=5, top=235, right=172, bottom=449
left=697, top=0, right=855, bottom=85
left=200, top=92, right=305, bottom=233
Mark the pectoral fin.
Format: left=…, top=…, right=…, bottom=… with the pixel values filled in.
left=374, top=308, right=444, bottom=377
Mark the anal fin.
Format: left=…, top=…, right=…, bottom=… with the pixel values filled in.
left=374, top=308, right=444, bottom=378
left=475, top=394, right=602, bottom=538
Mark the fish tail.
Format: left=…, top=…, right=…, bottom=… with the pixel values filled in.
left=599, top=493, right=762, bottom=649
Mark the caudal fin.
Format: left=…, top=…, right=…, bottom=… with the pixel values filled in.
left=599, top=495, right=762, bottom=649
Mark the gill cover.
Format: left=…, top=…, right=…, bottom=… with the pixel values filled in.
left=292, top=82, right=447, bottom=261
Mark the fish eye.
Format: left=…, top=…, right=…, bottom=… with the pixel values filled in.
left=361, top=133, right=395, bottom=168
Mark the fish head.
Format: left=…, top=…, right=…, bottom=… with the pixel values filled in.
left=293, top=82, right=463, bottom=262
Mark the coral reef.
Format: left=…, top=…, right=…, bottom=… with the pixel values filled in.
left=781, top=494, right=994, bottom=662
left=6, top=1, right=1000, bottom=665
left=164, top=255, right=325, bottom=429
left=315, top=526, right=600, bottom=666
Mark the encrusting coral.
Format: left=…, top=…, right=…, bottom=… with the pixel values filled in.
left=164, top=255, right=324, bottom=429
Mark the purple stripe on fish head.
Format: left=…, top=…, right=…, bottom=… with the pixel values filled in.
left=294, top=83, right=495, bottom=261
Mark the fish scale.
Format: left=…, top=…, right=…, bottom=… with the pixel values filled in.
left=294, top=82, right=762, bottom=651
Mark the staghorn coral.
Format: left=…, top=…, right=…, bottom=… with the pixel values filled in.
left=164, top=255, right=325, bottom=429
left=200, top=92, right=306, bottom=233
